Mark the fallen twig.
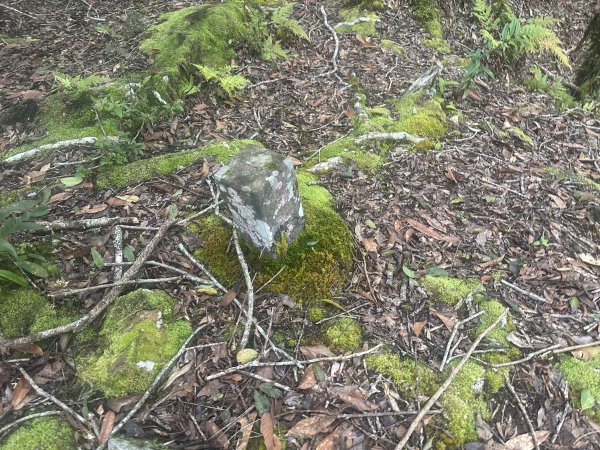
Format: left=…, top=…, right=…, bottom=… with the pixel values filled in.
left=0, top=2, right=39, bottom=20
left=48, top=276, right=183, bottom=299
left=0, top=410, right=61, bottom=436
left=354, top=131, right=425, bottom=145
left=233, top=230, right=254, bottom=351
left=18, top=368, right=87, bottom=426
left=97, top=323, right=208, bottom=449
left=394, top=308, right=509, bottom=449
left=2, top=137, right=120, bottom=166
left=319, top=5, right=339, bottom=77
left=500, top=279, right=547, bottom=303
left=113, top=225, right=123, bottom=280
left=34, top=216, right=140, bottom=232
left=504, top=373, right=540, bottom=450
left=334, top=16, right=379, bottom=29
left=0, top=219, right=177, bottom=347
left=238, top=370, right=291, bottom=392
left=439, top=310, right=485, bottom=371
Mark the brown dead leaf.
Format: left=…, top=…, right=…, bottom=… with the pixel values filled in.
left=48, top=191, right=72, bottom=203
left=206, top=420, right=229, bottom=448
left=549, top=194, right=567, bottom=209
left=297, top=364, right=317, bottom=390
left=430, top=309, right=457, bottom=331
left=288, top=155, right=302, bottom=166
left=355, top=34, right=377, bottom=48
left=106, top=197, right=131, bottom=207
left=329, top=386, right=377, bottom=411
left=11, top=377, right=32, bottom=407
left=412, top=321, right=427, bottom=337
left=260, top=412, right=282, bottom=450
left=237, top=411, right=257, bottom=450
left=316, top=425, right=342, bottom=450
left=406, top=218, right=458, bottom=243
left=79, top=203, right=108, bottom=214
left=299, top=346, right=335, bottom=358
left=287, top=415, right=336, bottom=438
left=475, top=254, right=505, bottom=271
left=21, top=89, right=44, bottom=99
left=444, top=168, right=459, bottom=183
left=99, top=410, right=116, bottom=444
left=572, top=347, right=600, bottom=360
left=220, top=286, right=239, bottom=307
left=579, top=253, right=600, bottom=267
left=505, top=430, right=550, bottom=449
left=362, top=237, right=377, bottom=253
left=9, top=343, right=43, bottom=355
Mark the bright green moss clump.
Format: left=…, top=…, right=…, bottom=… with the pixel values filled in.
left=77, top=289, right=191, bottom=397
left=96, top=139, right=261, bottom=188
left=391, top=91, right=447, bottom=139
left=140, top=4, right=249, bottom=77
left=420, top=275, right=481, bottom=305
left=410, top=0, right=443, bottom=39
left=337, top=6, right=380, bottom=36
left=0, top=287, right=74, bottom=338
left=323, top=317, right=363, bottom=352
left=366, top=353, right=438, bottom=396
left=0, top=417, right=76, bottom=450
left=559, top=355, right=600, bottom=421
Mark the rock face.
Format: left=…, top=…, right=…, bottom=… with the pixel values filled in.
left=214, top=145, right=305, bottom=256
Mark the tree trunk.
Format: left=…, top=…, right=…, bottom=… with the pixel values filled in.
left=575, top=12, right=600, bottom=97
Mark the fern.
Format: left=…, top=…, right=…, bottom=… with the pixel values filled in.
left=193, top=64, right=249, bottom=97
left=261, top=36, right=289, bottom=61
left=520, top=18, right=570, bottom=68
left=271, top=3, right=310, bottom=41
left=473, top=0, right=497, bottom=31
left=53, top=72, right=108, bottom=94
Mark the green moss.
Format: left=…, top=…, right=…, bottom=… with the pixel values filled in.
left=96, top=139, right=262, bottom=188
left=307, top=306, right=327, bottom=323
left=365, top=353, right=438, bottom=396
left=380, top=39, right=404, bottom=55
left=391, top=91, right=447, bottom=139
left=545, top=167, right=600, bottom=192
left=410, top=0, right=443, bottom=39
left=140, top=4, right=250, bottom=77
left=420, top=276, right=482, bottom=305
left=337, top=6, right=379, bottom=36
left=439, top=361, right=488, bottom=445
left=472, top=299, right=517, bottom=351
left=189, top=171, right=353, bottom=303
left=317, top=137, right=384, bottom=172
left=424, top=37, right=451, bottom=54
left=0, top=417, right=75, bottom=450
left=77, top=289, right=191, bottom=397
left=0, top=287, right=74, bottom=338
left=323, top=317, right=362, bottom=352
left=559, top=354, right=600, bottom=421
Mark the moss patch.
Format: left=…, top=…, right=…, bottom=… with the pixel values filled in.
left=140, top=4, right=249, bottom=78
left=323, top=317, right=363, bottom=352
left=380, top=39, right=404, bottom=55
left=96, top=139, right=262, bottom=189
left=559, top=354, right=600, bottom=421
left=0, top=287, right=74, bottom=339
left=366, top=353, right=439, bottom=396
left=545, top=167, right=600, bottom=193
left=410, top=0, right=443, bottom=39
left=337, top=6, right=380, bottom=36
left=309, top=90, right=447, bottom=172
left=0, top=417, right=76, bottom=450
left=77, top=289, right=191, bottom=397
left=420, top=275, right=481, bottom=306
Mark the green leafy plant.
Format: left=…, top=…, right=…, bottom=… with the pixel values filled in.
left=525, top=66, right=575, bottom=110
left=53, top=72, right=109, bottom=96
left=96, top=137, right=145, bottom=167
left=193, top=64, right=250, bottom=97
left=260, top=35, right=289, bottom=61
left=0, top=196, right=50, bottom=286
left=270, top=3, right=309, bottom=41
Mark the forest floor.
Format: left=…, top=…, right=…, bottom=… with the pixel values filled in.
left=1, top=0, right=599, bottom=449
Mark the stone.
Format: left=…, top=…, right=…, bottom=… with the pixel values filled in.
left=213, top=145, right=305, bottom=257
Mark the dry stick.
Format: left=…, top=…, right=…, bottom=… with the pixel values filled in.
left=206, top=343, right=383, bottom=381
left=18, top=368, right=87, bottom=425
left=0, top=219, right=177, bottom=347
left=105, top=260, right=211, bottom=285
left=354, top=131, right=425, bottom=145
left=113, top=225, right=123, bottom=280
left=504, top=374, right=540, bottom=450
left=233, top=230, right=254, bottom=351
left=500, top=279, right=547, bottom=303
left=0, top=2, right=39, bottom=20
left=238, top=370, right=291, bottom=392
left=492, top=343, right=561, bottom=368
left=319, top=5, right=339, bottom=77
left=48, top=277, right=183, bottom=299
left=35, top=216, right=139, bottom=232
left=394, top=309, right=508, bottom=450
left=97, top=324, right=207, bottom=450
left=439, top=310, right=485, bottom=371
left=293, top=409, right=442, bottom=419
left=0, top=410, right=61, bottom=436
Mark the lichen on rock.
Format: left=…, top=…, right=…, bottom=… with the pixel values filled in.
left=77, top=289, right=191, bottom=397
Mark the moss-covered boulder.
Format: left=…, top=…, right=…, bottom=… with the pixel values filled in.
left=0, top=287, right=74, bottom=339
left=0, top=417, right=76, bottom=450
left=77, top=289, right=191, bottom=397
left=140, top=3, right=251, bottom=78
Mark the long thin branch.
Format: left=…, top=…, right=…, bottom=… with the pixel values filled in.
left=47, top=276, right=183, bottom=299
left=233, top=230, right=254, bottom=350
left=504, top=374, right=540, bottom=450
left=394, top=309, right=509, bottom=449
left=0, top=3, right=39, bottom=20
left=500, top=279, right=547, bottom=303
left=319, top=5, right=339, bottom=77
left=35, top=216, right=139, bottom=232
left=354, top=131, right=425, bottom=145
left=0, top=219, right=177, bottom=347
left=0, top=410, right=61, bottom=435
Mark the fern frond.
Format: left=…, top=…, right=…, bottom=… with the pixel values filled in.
left=261, top=36, right=289, bottom=61
left=473, top=0, right=495, bottom=31
left=271, top=2, right=295, bottom=25
left=219, top=75, right=250, bottom=97
left=271, top=3, right=310, bottom=41
left=520, top=20, right=571, bottom=68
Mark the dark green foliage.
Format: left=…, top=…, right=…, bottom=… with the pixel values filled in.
left=0, top=195, right=50, bottom=286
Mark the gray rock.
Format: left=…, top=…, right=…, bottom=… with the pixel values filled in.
left=214, top=145, right=304, bottom=257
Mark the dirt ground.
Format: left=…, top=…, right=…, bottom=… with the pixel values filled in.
left=1, top=0, right=600, bottom=448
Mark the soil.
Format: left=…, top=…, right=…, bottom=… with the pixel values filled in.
left=0, top=0, right=599, bottom=449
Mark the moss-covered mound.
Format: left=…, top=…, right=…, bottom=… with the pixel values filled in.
left=190, top=170, right=353, bottom=303
left=420, top=275, right=481, bottom=306
left=96, top=139, right=261, bottom=188
left=77, top=289, right=191, bottom=397
left=0, top=287, right=74, bottom=339
left=140, top=3, right=249, bottom=77
left=0, top=417, right=76, bottom=450
left=559, top=354, right=600, bottom=421
left=310, top=90, right=447, bottom=172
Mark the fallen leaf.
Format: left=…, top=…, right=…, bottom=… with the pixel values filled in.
left=287, top=415, right=336, bottom=438
left=504, top=430, right=550, bottom=449
left=572, top=347, right=600, bottom=360
left=299, top=346, right=335, bottom=358
left=106, top=197, right=131, bottom=207
left=412, top=321, right=427, bottom=337
left=220, top=287, right=239, bottom=307
left=406, top=218, right=459, bottom=243
left=362, top=237, right=377, bottom=253
left=8, top=343, right=43, bottom=355
left=206, top=420, right=229, bottom=448
left=21, top=89, right=44, bottom=99
left=579, top=253, right=600, bottom=267
left=316, top=425, right=342, bottom=450
left=297, top=364, right=317, bottom=390
left=355, top=34, right=377, bottom=48
left=48, top=192, right=72, bottom=203
left=116, top=195, right=139, bottom=203
left=329, top=386, right=377, bottom=411
left=237, top=412, right=257, bottom=450
left=99, top=410, right=116, bottom=444
left=549, top=194, right=567, bottom=209
left=260, top=412, right=282, bottom=450
left=11, top=377, right=32, bottom=407
left=79, top=203, right=108, bottom=214
left=430, top=309, right=456, bottom=331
